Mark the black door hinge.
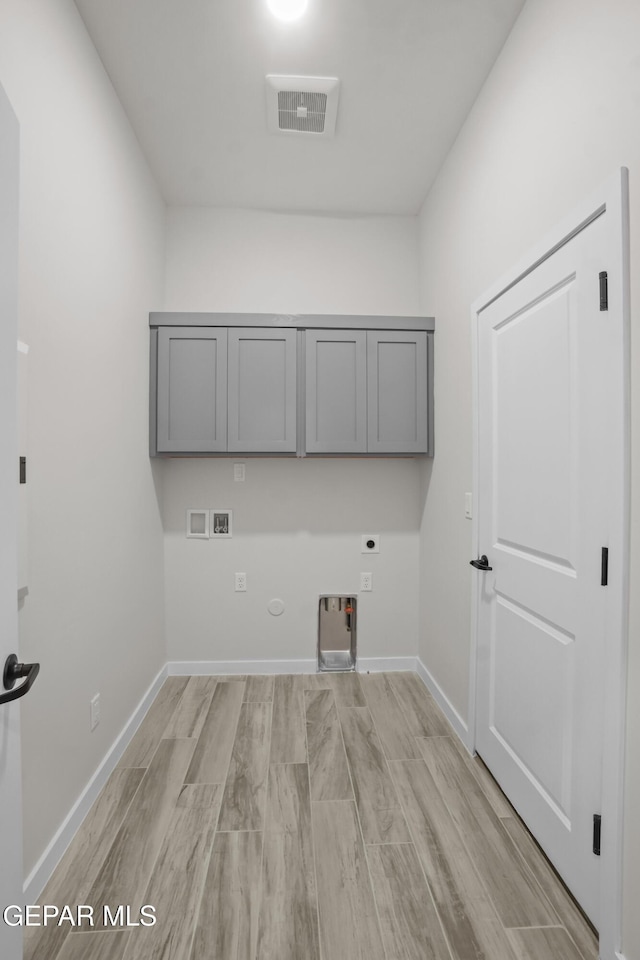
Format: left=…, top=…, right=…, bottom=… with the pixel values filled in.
left=601, top=547, right=609, bottom=586
left=599, top=271, right=608, bottom=311
left=593, top=814, right=602, bottom=856
left=19, top=457, right=26, bottom=485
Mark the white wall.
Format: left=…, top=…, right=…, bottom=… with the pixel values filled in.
left=163, top=208, right=423, bottom=666
left=165, top=207, right=422, bottom=316
left=416, top=0, right=640, bottom=955
left=0, top=0, right=166, bottom=877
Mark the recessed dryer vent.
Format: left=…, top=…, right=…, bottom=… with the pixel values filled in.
left=318, top=596, right=356, bottom=672
left=266, top=75, right=340, bottom=137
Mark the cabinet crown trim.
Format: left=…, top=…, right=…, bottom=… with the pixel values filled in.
left=149, top=312, right=435, bottom=332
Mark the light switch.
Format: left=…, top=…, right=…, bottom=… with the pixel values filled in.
left=465, top=493, right=473, bottom=520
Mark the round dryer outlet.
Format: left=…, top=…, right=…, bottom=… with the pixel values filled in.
left=361, top=534, right=380, bottom=553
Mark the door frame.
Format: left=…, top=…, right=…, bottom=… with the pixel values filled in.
left=469, top=169, right=630, bottom=959
left=0, top=79, right=24, bottom=960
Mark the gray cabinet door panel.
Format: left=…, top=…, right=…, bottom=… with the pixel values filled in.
left=367, top=331, right=428, bottom=453
left=227, top=328, right=297, bottom=452
left=157, top=327, right=227, bottom=453
left=306, top=330, right=367, bottom=453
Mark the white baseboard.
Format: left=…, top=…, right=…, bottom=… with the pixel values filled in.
left=358, top=656, right=417, bottom=673
left=23, top=663, right=168, bottom=903
left=168, top=659, right=318, bottom=676
left=416, top=656, right=470, bottom=747
left=168, top=656, right=417, bottom=676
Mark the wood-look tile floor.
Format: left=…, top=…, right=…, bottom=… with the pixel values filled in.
left=26, top=672, right=599, bottom=960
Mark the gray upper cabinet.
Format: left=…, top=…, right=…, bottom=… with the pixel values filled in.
left=150, top=314, right=434, bottom=457
left=367, top=330, right=429, bottom=454
left=305, top=330, right=367, bottom=453
left=227, top=328, right=297, bottom=453
left=156, top=327, right=227, bottom=453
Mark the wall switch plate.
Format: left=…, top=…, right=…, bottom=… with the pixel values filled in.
left=235, top=572, right=247, bottom=592
left=361, top=534, right=380, bottom=554
left=90, top=693, right=100, bottom=731
left=465, top=493, right=473, bottom=519
left=234, top=463, right=245, bottom=482
left=360, top=572, right=373, bottom=592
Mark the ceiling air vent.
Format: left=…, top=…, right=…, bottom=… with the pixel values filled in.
left=266, top=75, right=340, bottom=137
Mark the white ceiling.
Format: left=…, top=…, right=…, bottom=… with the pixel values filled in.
left=74, top=0, right=526, bottom=216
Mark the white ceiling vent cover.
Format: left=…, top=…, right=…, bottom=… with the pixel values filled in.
left=266, top=75, right=340, bottom=137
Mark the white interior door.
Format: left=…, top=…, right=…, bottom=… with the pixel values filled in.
left=474, top=207, right=620, bottom=928
left=0, top=82, right=24, bottom=960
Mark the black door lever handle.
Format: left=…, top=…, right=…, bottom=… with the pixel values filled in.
left=0, top=654, right=40, bottom=705
left=470, top=555, right=493, bottom=571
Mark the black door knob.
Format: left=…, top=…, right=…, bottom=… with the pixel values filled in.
left=470, top=555, right=493, bottom=571
left=0, top=654, right=40, bottom=705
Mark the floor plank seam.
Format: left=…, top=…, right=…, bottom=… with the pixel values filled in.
left=365, top=840, right=415, bottom=846
left=215, top=828, right=262, bottom=833
left=303, top=695, right=325, bottom=960
left=334, top=676, right=392, bottom=960
left=187, top=680, right=245, bottom=789
left=255, top=691, right=274, bottom=959
left=387, top=760, right=459, bottom=960
left=269, top=760, right=310, bottom=766
left=495, top=813, right=569, bottom=927
left=413, top=743, right=554, bottom=950
left=122, top=741, right=200, bottom=946
left=496, top=813, right=599, bottom=960
left=353, top=801, right=391, bottom=960
left=185, top=786, right=224, bottom=960
left=30, top=767, right=150, bottom=960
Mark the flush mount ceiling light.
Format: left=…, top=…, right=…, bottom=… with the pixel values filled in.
left=266, top=0, right=308, bottom=22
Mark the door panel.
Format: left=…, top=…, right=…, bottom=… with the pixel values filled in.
left=494, top=280, right=576, bottom=564
left=367, top=331, right=428, bottom=454
left=491, top=595, right=574, bottom=821
left=476, top=213, right=609, bottom=925
left=157, top=327, right=227, bottom=453
left=305, top=330, right=367, bottom=453
left=227, top=328, right=297, bottom=453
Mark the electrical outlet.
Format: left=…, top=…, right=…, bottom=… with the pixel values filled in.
left=465, top=492, right=473, bottom=519
left=234, top=462, right=246, bottom=482
left=360, top=572, right=373, bottom=592
left=90, top=693, right=100, bottom=731
left=361, top=534, right=380, bottom=554
left=235, top=572, right=247, bottom=592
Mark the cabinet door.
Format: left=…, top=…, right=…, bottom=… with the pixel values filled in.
left=156, top=327, right=227, bottom=453
left=367, top=330, right=428, bottom=453
left=305, top=330, right=367, bottom=453
left=227, top=328, right=297, bottom=453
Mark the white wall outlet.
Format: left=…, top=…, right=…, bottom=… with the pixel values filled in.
left=465, top=492, right=473, bottom=519
left=360, top=572, right=373, bottom=592
left=234, top=462, right=246, bottom=482
left=361, top=534, right=380, bottom=554
left=235, top=572, right=247, bottom=592
left=90, top=693, right=100, bottom=731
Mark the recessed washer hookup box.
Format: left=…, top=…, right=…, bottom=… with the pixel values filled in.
left=318, top=596, right=356, bottom=672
